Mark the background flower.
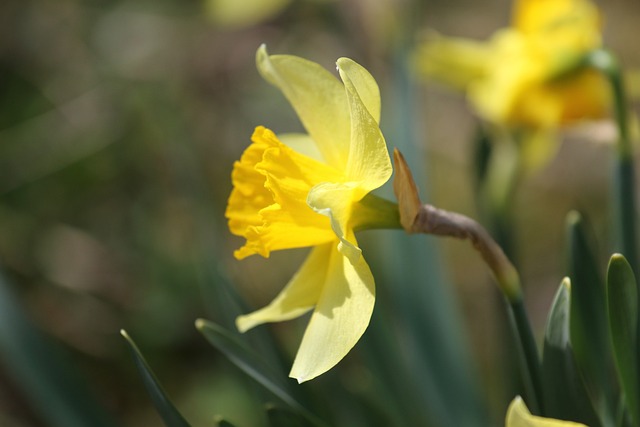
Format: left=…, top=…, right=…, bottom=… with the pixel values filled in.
left=416, top=0, right=610, bottom=169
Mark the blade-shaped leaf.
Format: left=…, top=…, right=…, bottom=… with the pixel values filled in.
left=195, top=319, right=326, bottom=427
left=120, top=330, right=191, bottom=427
left=0, top=270, right=117, bottom=427
left=541, top=278, right=601, bottom=426
left=606, top=254, right=640, bottom=425
left=566, top=211, right=617, bottom=425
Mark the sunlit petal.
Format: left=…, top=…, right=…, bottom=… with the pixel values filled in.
left=336, top=58, right=381, bottom=123
left=414, top=34, right=493, bottom=90
left=337, top=58, right=392, bottom=193
left=307, top=182, right=362, bottom=263
left=277, top=133, right=323, bottom=162
left=289, top=244, right=375, bottom=382
left=236, top=244, right=331, bottom=332
left=256, top=45, right=350, bottom=170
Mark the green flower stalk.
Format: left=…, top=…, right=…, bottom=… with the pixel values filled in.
left=586, top=49, right=638, bottom=276
left=393, top=148, right=544, bottom=414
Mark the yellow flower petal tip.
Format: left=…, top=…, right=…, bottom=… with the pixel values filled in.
left=227, top=46, right=395, bottom=380
left=506, top=397, right=588, bottom=426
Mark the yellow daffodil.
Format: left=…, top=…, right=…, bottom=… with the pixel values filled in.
left=226, top=45, right=397, bottom=382
left=506, top=397, right=588, bottom=426
left=416, top=0, right=610, bottom=168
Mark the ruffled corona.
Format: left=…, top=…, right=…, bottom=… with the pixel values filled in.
left=226, top=126, right=340, bottom=259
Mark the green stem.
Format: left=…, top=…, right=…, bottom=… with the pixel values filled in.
left=587, top=49, right=637, bottom=275
left=407, top=203, right=544, bottom=413
left=509, top=298, right=545, bottom=416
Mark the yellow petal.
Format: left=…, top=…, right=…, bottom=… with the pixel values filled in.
left=506, top=396, right=588, bottom=427
left=414, top=34, right=493, bottom=90
left=236, top=244, right=331, bottom=332
left=307, top=183, right=362, bottom=263
left=336, top=57, right=381, bottom=123
left=227, top=127, right=342, bottom=259
left=256, top=45, right=351, bottom=170
left=277, top=133, right=323, bottom=162
left=337, top=58, right=392, bottom=193
left=512, top=0, right=600, bottom=36
left=289, top=243, right=375, bottom=382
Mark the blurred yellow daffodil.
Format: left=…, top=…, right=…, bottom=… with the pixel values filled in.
left=416, top=0, right=610, bottom=168
left=506, top=397, right=588, bottom=426
left=226, top=45, right=396, bottom=382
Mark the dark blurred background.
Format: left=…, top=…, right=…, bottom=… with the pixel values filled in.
left=0, top=0, right=638, bottom=425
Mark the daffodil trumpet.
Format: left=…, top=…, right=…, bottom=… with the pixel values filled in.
left=226, top=45, right=399, bottom=382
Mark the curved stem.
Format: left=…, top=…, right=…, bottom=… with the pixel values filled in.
left=411, top=203, right=544, bottom=415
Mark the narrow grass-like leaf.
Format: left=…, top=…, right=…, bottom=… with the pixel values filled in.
left=606, top=254, right=639, bottom=425
left=566, top=211, right=617, bottom=425
left=120, top=330, right=191, bottom=427
left=541, top=278, right=601, bottom=426
left=0, top=270, right=117, bottom=427
left=196, top=319, right=327, bottom=427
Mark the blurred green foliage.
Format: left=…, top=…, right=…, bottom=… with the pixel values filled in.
left=0, top=0, right=639, bottom=426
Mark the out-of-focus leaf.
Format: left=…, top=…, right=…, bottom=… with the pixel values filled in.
left=196, top=319, right=326, bottom=427
left=120, top=330, right=191, bottom=427
left=541, top=278, right=601, bottom=426
left=606, top=254, right=639, bottom=425
left=566, top=211, right=617, bottom=426
left=0, top=270, right=117, bottom=427
left=215, top=417, right=238, bottom=427
left=266, top=404, right=308, bottom=427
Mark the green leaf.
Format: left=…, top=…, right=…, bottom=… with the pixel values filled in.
left=606, top=254, right=640, bottom=425
left=0, top=270, right=117, bottom=427
left=120, top=330, right=191, bottom=427
left=266, top=404, right=309, bottom=427
left=195, top=319, right=326, bottom=427
left=541, top=278, right=601, bottom=426
left=566, top=211, right=617, bottom=425
left=215, top=417, right=238, bottom=427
